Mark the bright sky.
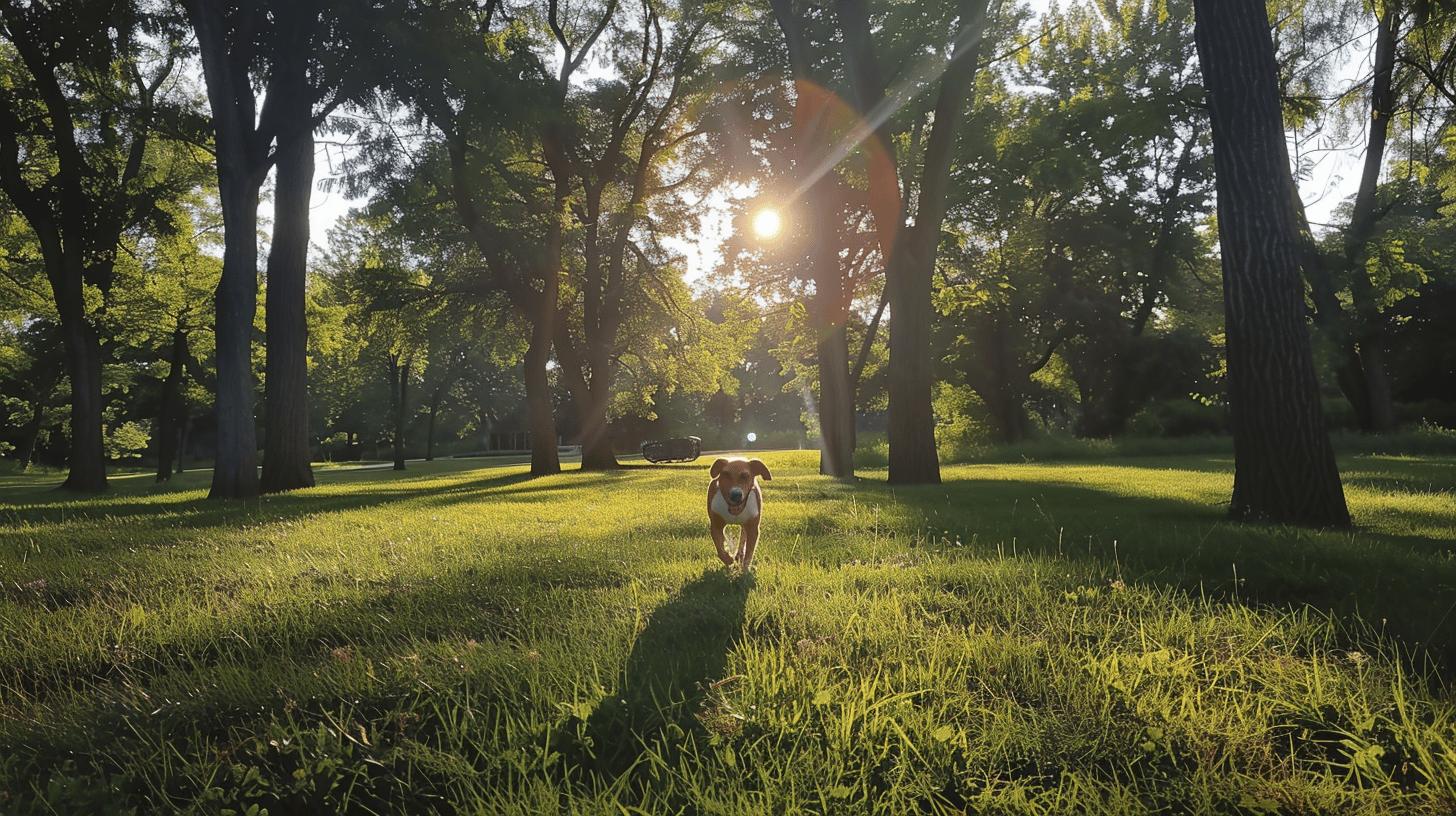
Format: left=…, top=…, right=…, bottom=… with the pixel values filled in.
left=303, top=1, right=1369, bottom=281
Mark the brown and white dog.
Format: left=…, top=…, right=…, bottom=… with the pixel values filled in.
left=707, top=457, right=771, bottom=569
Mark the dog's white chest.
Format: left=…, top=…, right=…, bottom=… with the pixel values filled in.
left=711, top=491, right=760, bottom=524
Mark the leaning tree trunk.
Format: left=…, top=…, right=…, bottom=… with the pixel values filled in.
left=155, top=326, right=188, bottom=482
left=261, top=116, right=317, bottom=493
left=1339, top=6, right=1400, bottom=433
left=54, top=280, right=108, bottom=491
left=1193, top=0, right=1350, bottom=526
left=1294, top=185, right=1376, bottom=429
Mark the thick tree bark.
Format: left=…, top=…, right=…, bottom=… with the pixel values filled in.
left=260, top=113, right=317, bottom=492
left=56, top=290, right=108, bottom=491
left=188, top=0, right=266, bottom=499
left=155, top=325, right=189, bottom=482
left=259, top=1, right=321, bottom=491
left=210, top=182, right=262, bottom=498
left=1193, top=0, right=1350, bottom=526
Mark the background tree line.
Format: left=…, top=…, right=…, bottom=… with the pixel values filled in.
left=1, top=0, right=1454, bottom=524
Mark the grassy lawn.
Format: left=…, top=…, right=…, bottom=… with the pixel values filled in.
left=2, top=451, right=1455, bottom=813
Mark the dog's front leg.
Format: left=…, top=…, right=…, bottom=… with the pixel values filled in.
left=710, top=518, right=735, bottom=566
left=740, top=518, right=761, bottom=570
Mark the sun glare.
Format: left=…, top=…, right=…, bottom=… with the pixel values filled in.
left=752, top=208, right=782, bottom=239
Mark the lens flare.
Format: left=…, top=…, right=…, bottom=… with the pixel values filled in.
left=752, top=209, right=782, bottom=239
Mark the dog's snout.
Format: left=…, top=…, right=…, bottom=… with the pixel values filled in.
left=728, top=487, right=745, bottom=502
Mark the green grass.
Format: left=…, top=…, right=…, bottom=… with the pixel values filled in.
left=2, top=451, right=1455, bottom=814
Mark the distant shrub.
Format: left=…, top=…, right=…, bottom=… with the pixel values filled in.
left=1128, top=398, right=1229, bottom=437
left=1395, top=400, right=1456, bottom=429
left=853, top=433, right=889, bottom=468
left=105, top=421, right=150, bottom=461
left=1333, top=421, right=1456, bottom=456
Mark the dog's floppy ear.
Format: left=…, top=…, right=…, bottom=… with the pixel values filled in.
left=749, top=459, right=772, bottom=481
left=709, top=457, right=729, bottom=478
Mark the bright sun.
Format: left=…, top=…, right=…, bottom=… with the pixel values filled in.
left=751, top=208, right=782, bottom=239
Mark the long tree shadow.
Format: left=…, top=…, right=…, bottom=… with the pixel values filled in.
left=564, top=567, right=750, bottom=784
left=0, top=467, right=550, bottom=535
left=845, top=473, right=1456, bottom=674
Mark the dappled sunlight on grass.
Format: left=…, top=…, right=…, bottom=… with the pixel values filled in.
left=2, top=452, right=1454, bottom=812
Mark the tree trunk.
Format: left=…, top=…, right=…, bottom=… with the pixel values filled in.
left=1293, top=182, right=1375, bottom=429
left=261, top=115, right=317, bottom=492
left=392, top=357, right=410, bottom=471
left=176, top=413, right=190, bottom=474
left=1358, top=345, right=1396, bottom=430
left=884, top=0, right=989, bottom=485
left=155, top=326, right=188, bottom=482
left=982, top=386, right=1030, bottom=444
left=973, top=317, right=1032, bottom=443
left=565, top=340, right=620, bottom=471
left=187, top=0, right=264, bottom=499
left=55, top=292, right=108, bottom=491
left=1338, top=7, right=1400, bottom=433
left=18, top=402, right=44, bottom=471
left=770, top=0, right=859, bottom=478
left=577, top=383, right=619, bottom=470
left=524, top=315, right=562, bottom=476
left=813, top=185, right=855, bottom=478
left=1193, top=0, right=1350, bottom=526
left=210, top=182, right=261, bottom=498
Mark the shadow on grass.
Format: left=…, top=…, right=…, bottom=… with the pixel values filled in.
left=563, top=567, right=750, bottom=781
left=0, top=468, right=552, bottom=535
left=846, top=473, right=1456, bottom=674
left=0, top=463, right=698, bottom=538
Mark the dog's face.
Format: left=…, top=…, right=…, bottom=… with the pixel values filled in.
left=710, top=457, right=771, bottom=506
